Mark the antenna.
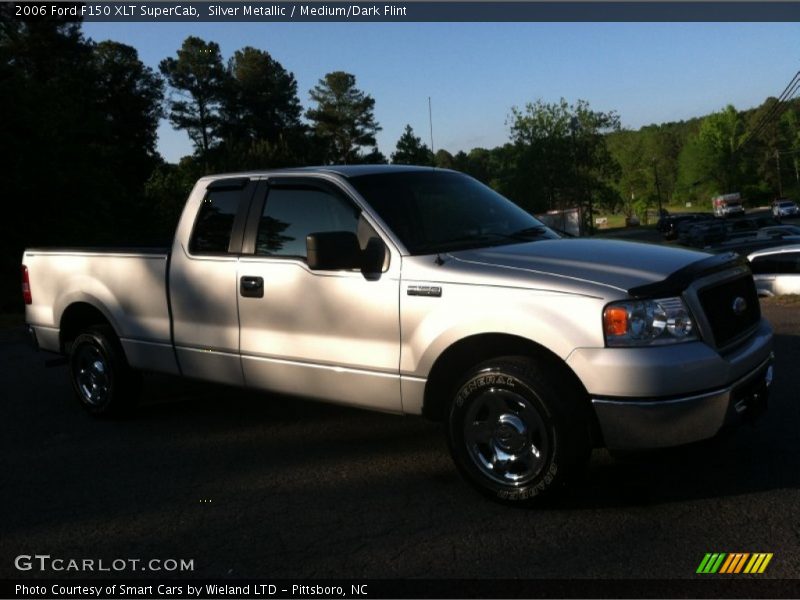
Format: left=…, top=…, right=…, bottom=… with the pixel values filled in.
left=428, top=96, right=435, bottom=163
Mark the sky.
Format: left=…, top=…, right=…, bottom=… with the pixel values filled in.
left=82, top=21, right=800, bottom=163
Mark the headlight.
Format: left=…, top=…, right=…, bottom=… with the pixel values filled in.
left=603, top=297, right=697, bottom=347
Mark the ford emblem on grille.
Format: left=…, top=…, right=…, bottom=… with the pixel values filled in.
left=732, top=296, right=748, bottom=315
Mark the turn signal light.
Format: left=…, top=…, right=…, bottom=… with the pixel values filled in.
left=603, top=305, right=628, bottom=336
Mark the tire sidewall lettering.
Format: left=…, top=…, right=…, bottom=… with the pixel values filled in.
left=451, top=367, right=560, bottom=503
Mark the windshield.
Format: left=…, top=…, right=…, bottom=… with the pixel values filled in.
left=348, top=170, right=559, bottom=254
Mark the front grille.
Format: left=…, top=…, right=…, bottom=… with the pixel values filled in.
left=697, top=274, right=760, bottom=348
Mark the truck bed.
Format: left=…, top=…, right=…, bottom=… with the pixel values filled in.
left=23, top=247, right=176, bottom=373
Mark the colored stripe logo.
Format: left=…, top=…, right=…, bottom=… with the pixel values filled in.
left=697, top=553, right=773, bottom=574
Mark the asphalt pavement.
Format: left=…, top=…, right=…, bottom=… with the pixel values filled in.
left=1, top=301, right=799, bottom=581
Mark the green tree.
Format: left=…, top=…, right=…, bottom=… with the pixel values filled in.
left=357, top=147, right=389, bottom=164
left=215, top=47, right=308, bottom=170
left=221, top=46, right=303, bottom=146
left=94, top=41, right=164, bottom=188
left=391, top=124, right=433, bottom=165
left=699, top=104, right=747, bottom=192
left=434, top=149, right=455, bottom=169
left=306, top=71, right=381, bottom=164
left=505, top=98, right=620, bottom=225
left=159, top=37, right=227, bottom=163
left=0, top=13, right=169, bottom=308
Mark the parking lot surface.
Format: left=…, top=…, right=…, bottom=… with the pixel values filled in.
left=1, top=301, right=799, bottom=580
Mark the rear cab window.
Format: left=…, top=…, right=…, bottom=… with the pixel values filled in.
left=189, top=179, right=251, bottom=255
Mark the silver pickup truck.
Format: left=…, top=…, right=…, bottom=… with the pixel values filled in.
left=23, top=165, right=774, bottom=503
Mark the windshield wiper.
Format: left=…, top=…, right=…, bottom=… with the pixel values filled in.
left=415, top=227, right=552, bottom=254
left=507, top=226, right=550, bottom=239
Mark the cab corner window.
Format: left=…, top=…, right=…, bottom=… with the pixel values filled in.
left=189, top=189, right=243, bottom=254
left=256, top=186, right=359, bottom=259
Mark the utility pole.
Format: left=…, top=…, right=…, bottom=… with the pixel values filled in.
left=428, top=96, right=435, bottom=161
left=776, top=149, right=783, bottom=197
left=570, top=116, right=592, bottom=235
left=652, top=158, right=663, bottom=219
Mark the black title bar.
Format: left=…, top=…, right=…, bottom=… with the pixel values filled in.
left=5, top=579, right=800, bottom=599
left=11, top=1, right=800, bottom=22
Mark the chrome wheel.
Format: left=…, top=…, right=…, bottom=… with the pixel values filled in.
left=463, top=387, right=550, bottom=486
left=74, top=344, right=111, bottom=406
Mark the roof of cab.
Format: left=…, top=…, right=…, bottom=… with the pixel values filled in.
left=198, top=164, right=441, bottom=184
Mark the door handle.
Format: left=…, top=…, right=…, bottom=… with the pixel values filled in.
left=240, top=276, right=264, bottom=298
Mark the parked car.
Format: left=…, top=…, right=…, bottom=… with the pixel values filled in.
left=772, top=199, right=800, bottom=219
left=748, top=244, right=800, bottom=296
left=681, top=220, right=727, bottom=248
left=753, top=225, right=800, bottom=241
left=22, top=166, right=774, bottom=504
left=658, top=213, right=714, bottom=240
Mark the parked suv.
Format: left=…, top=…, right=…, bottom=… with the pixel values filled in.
left=772, top=199, right=800, bottom=219
left=748, top=244, right=800, bottom=296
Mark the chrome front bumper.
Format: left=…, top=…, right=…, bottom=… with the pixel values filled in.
left=592, top=355, right=773, bottom=450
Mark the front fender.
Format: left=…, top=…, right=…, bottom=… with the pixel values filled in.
left=401, top=286, right=607, bottom=378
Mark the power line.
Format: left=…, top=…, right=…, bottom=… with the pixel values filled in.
left=741, top=71, right=800, bottom=144
left=738, top=70, right=800, bottom=150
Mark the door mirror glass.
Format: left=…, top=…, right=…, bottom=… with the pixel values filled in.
left=306, top=231, right=361, bottom=270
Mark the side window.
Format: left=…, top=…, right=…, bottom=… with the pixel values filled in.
left=255, top=186, right=359, bottom=258
left=190, top=189, right=243, bottom=254
left=751, top=253, right=800, bottom=275
left=750, top=256, right=778, bottom=275
left=778, top=252, right=800, bottom=274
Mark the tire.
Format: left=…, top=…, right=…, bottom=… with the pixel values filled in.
left=447, top=356, right=591, bottom=504
left=68, top=325, right=141, bottom=416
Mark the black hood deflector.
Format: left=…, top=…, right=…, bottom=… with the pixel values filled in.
left=628, top=252, right=748, bottom=298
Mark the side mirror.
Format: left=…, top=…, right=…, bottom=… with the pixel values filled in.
left=306, top=231, right=361, bottom=270
left=362, top=237, right=387, bottom=279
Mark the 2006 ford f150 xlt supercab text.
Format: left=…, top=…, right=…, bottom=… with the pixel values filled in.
left=23, top=166, right=774, bottom=503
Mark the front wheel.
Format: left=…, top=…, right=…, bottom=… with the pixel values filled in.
left=69, top=326, right=140, bottom=416
left=447, top=357, right=590, bottom=504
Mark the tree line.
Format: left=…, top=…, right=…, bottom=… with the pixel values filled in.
left=2, top=12, right=799, bottom=310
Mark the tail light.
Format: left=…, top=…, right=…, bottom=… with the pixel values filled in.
left=22, top=265, right=32, bottom=305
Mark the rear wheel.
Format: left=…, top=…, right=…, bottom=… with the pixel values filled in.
left=447, top=356, right=590, bottom=504
left=69, top=326, right=140, bottom=416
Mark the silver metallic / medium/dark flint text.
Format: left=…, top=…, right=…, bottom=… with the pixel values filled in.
left=14, top=554, right=195, bottom=572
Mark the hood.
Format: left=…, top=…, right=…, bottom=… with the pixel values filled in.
left=448, top=238, right=711, bottom=294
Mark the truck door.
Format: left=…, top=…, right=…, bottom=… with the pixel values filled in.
left=169, top=177, right=256, bottom=385
left=236, top=177, right=402, bottom=412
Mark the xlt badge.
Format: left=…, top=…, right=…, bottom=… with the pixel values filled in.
left=407, top=285, right=442, bottom=297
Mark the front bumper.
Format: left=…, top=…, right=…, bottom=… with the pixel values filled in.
left=592, top=356, right=773, bottom=449
left=567, top=317, right=773, bottom=450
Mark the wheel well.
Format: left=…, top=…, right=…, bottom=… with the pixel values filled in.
left=422, top=333, right=599, bottom=439
left=59, top=303, right=115, bottom=353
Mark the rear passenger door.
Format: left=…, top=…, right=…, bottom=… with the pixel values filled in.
left=236, top=177, right=402, bottom=412
left=169, top=177, right=256, bottom=385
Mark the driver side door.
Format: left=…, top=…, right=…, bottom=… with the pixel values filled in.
left=236, top=176, right=402, bottom=412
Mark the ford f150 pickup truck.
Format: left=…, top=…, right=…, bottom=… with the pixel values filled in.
left=23, top=165, right=774, bottom=503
